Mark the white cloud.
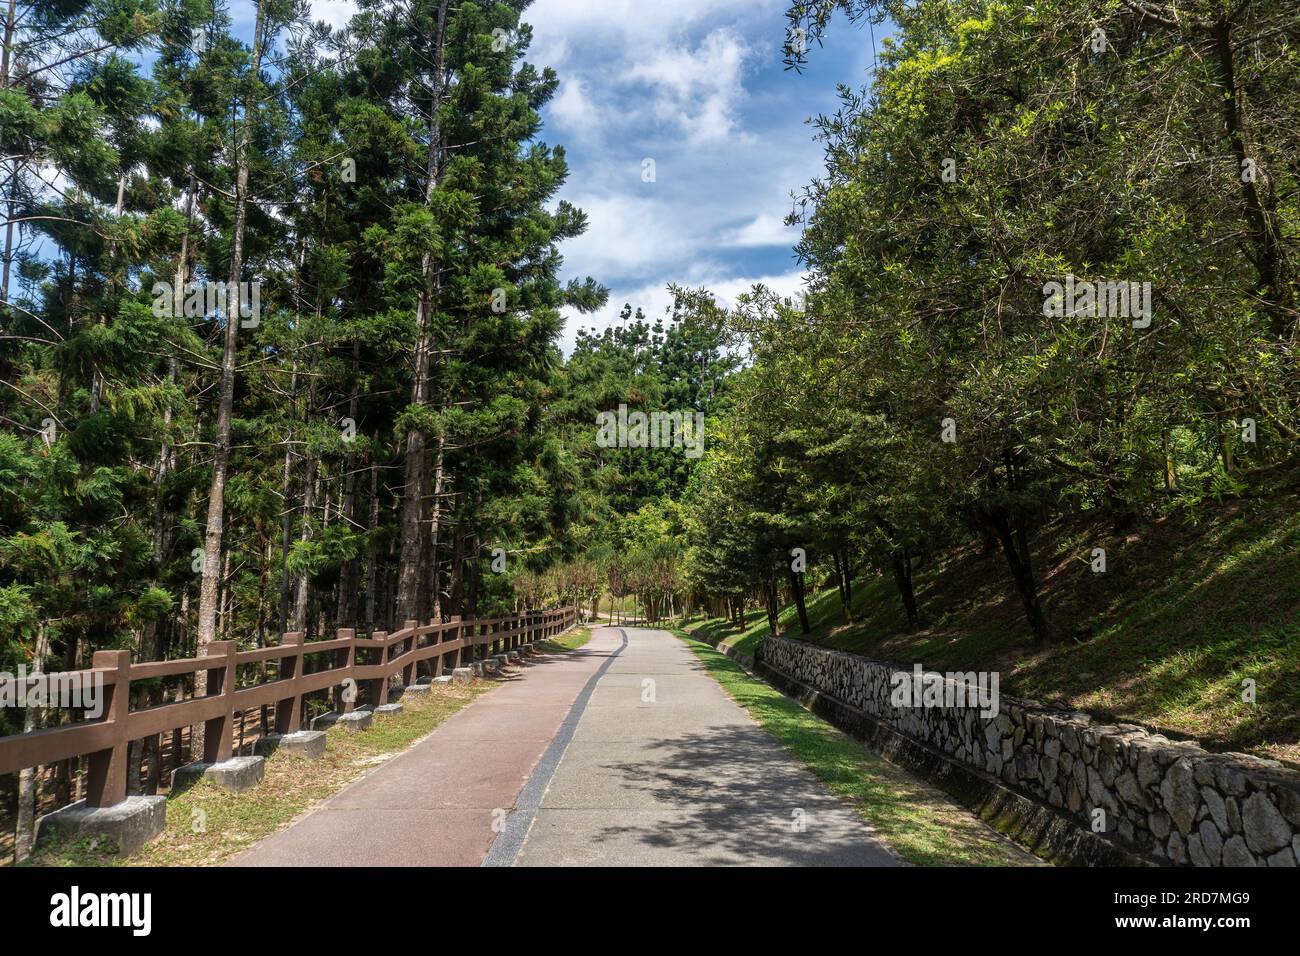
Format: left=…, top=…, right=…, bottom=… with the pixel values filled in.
left=705, top=269, right=808, bottom=309
left=309, top=0, right=357, bottom=30
left=549, top=79, right=602, bottom=135
left=527, top=0, right=775, bottom=63
left=559, top=268, right=807, bottom=354
left=720, top=212, right=797, bottom=248
left=624, top=29, right=754, bottom=146
left=558, top=191, right=710, bottom=281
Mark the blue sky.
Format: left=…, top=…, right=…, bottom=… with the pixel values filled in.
left=523, top=0, right=886, bottom=351
left=245, top=1, right=891, bottom=351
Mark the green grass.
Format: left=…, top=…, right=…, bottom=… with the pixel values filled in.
left=25, top=680, right=494, bottom=867
left=538, top=626, right=592, bottom=653
left=682, top=500, right=1300, bottom=764
left=680, top=608, right=772, bottom=659
left=676, top=633, right=1039, bottom=866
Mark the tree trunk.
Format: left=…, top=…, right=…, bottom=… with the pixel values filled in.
left=14, top=623, right=49, bottom=862
left=336, top=345, right=361, bottom=627
left=1210, top=17, right=1291, bottom=338
left=787, top=567, right=811, bottom=634
left=833, top=549, right=853, bottom=623
left=985, top=507, right=1049, bottom=643
left=278, top=360, right=299, bottom=634
left=395, top=0, right=451, bottom=623
left=891, top=549, right=919, bottom=631
left=764, top=578, right=779, bottom=635
left=2, top=0, right=20, bottom=317
left=448, top=509, right=465, bottom=617
left=841, top=550, right=854, bottom=605
left=195, top=4, right=270, bottom=752
left=291, top=452, right=317, bottom=632
left=427, top=436, right=446, bottom=620
left=364, top=461, right=379, bottom=627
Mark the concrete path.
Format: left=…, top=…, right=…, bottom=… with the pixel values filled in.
left=231, top=635, right=615, bottom=866
left=234, top=626, right=900, bottom=866
left=506, top=627, right=899, bottom=866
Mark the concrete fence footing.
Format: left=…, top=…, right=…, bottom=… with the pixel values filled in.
left=255, top=730, right=327, bottom=759
left=312, top=710, right=373, bottom=732
left=171, top=756, right=266, bottom=794
left=35, top=796, right=166, bottom=857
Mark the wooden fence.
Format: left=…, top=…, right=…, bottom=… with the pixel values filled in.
left=0, top=607, right=578, bottom=811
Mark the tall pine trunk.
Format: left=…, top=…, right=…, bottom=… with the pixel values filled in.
left=195, top=5, right=269, bottom=749
left=1, top=0, right=18, bottom=315
left=364, top=461, right=379, bottom=628
left=426, top=435, right=446, bottom=620
left=291, top=453, right=317, bottom=632
left=13, top=624, right=48, bottom=862
left=395, top=0, right=451, bottom=623
left=336, top=344, right=361, bottom=626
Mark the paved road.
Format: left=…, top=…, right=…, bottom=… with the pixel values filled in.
left=232, top=635, right=614, bottom=866
left=234, top=626, right=899, bottom=866
left=508, top=627, right=899, bottom=866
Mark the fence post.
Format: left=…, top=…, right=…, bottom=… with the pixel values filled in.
left=275, top=632, right=304, bottom=734
left=404, top=625, right=421, bottom=687
left=84, top=649, right=130, bottom=808
left=374, top=632, right=387, bottom=707
left=400, top=620, right=418, bottom=688
left=431, top=619, right=445, bottom=678
left=338, top=628, right=357, bottom=714
left=448, top=615, right=462, bottom=670
left=202, top=641, right=236, bottom=764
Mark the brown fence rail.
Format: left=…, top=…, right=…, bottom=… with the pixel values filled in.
left=0, top=607, right=578, bottom=811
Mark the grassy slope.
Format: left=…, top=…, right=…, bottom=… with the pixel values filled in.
left=678, top=635, right=1039, bottom=865
left=684, top=499, right=1300, bottom=764
left=539, top=626, right=592, bottom=653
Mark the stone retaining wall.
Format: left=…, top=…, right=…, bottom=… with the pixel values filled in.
left=760, top=635, right=1300, bottom=867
